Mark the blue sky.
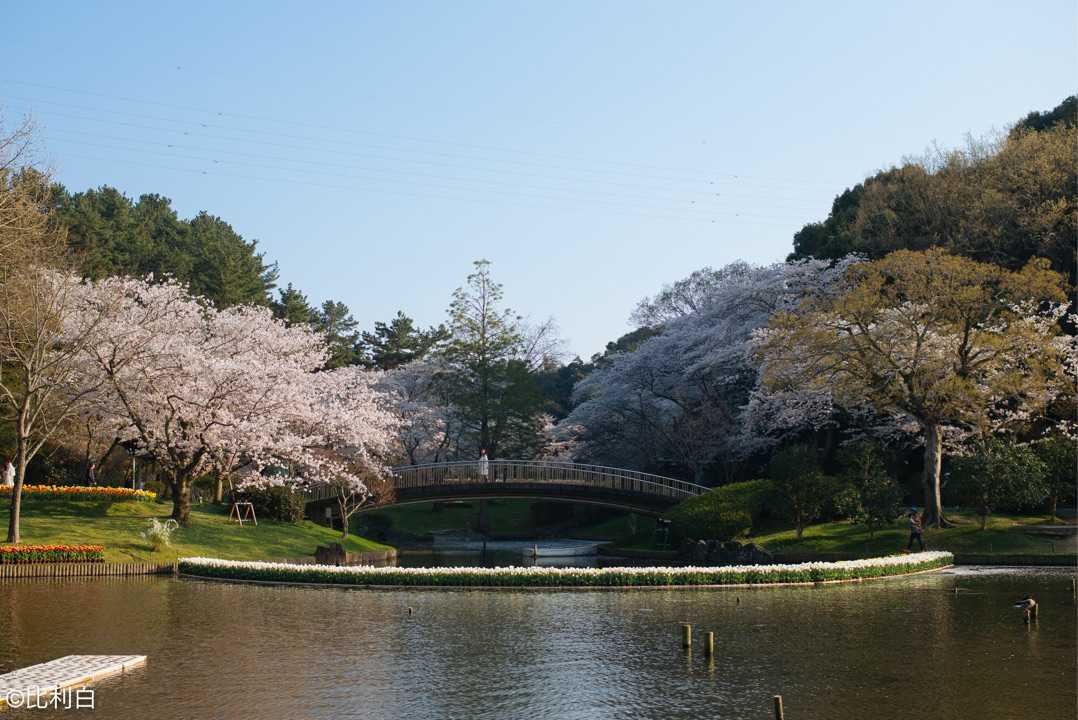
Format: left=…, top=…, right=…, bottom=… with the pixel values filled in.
left=6, top=2, right=1076, bottom=358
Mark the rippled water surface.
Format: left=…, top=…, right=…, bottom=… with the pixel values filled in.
left=0, top=566, right=1074, bottom=719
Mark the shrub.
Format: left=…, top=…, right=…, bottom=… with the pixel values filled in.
left=142, top=518, right=179, bottom=551
left=0, top=544, right=105, bottom=564
left=666, top=479, right=774, bottom=542
left=242, top=485, right=306, bottom=523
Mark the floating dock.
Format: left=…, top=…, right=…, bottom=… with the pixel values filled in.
left=0, top=655, right=146, bottom=708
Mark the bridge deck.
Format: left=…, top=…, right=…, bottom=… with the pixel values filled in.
left=304, top=460, right=706, bottom=513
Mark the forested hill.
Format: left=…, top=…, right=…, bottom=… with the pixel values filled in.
left=788, top=95, right=1076, bottom=278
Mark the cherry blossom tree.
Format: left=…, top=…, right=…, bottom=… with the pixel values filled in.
left=67, top=276, right=398, bottom=526
left=564, top=258, right=853, bottom=480
left=254, top=365, right=399, bottom=538
left=378, top=360, right=454, bottom=464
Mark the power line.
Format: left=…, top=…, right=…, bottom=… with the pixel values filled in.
left=40, top=127, right=823, bottom=221
left=2, top=94, right=834, bottom=209
left=53, top=150, right=806, bottom=228
left=1, top=81, right=847, bottom=190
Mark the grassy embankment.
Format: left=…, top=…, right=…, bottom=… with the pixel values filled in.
left=751, top=511, right=1075, bottom=557
left=4, top=497, right=390, bottom=563
left=11, top=495, right=1062, bottom=564
left=361, top=501, right=1076, bottom=558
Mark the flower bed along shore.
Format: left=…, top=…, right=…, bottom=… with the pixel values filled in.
left=0, top=485, right=156, bottom=501
left=0, top=544, right=105, bottom=564
left=179, top=551, right=953, bottom=588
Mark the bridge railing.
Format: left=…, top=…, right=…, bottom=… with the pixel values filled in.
left=304, top=460, right=707, bottom=504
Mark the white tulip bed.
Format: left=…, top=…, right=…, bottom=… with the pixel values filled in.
left=178, top=551, right=953, bottom=588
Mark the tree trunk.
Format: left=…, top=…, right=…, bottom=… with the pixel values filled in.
left=921, top=423, right=947, bottom=528
left=6, top=409, right=31, bottom=543
left=213, top=475, right=224, bottom=504
left=5, top=460, right=26, bottom=543
left=1047, top=494, right=1058, bottom=522
left=337, top=496, right=349, bottom=540
left=171, top=478, right=192, bottom=526
left=795, top=517, right=804, bottom=539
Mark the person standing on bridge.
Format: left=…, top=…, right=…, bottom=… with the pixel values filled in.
left=478, top=448, right=489, bottom=480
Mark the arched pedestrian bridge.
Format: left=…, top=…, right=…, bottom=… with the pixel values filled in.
left=305, top=460, right=708, bottom=515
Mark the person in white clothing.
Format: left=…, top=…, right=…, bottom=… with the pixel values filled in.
left=477, top=448, right=489, bottom=480
left=2, top=457, right=15, bottom=487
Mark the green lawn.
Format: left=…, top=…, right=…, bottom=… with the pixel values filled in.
left=752, top=511, right=1074, bottom=557
left=4, top=497, right=391, bottom=563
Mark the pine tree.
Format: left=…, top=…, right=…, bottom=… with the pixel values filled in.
left=272, top=283, right=317, bottom=327
left=360, top=311, right=447, bottom=370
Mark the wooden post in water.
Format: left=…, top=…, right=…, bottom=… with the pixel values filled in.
left=680, top=623, right=692, bottom=648
left=773, top=695, right=785, bottom=720
left=704, top=631, right=715, bottom=659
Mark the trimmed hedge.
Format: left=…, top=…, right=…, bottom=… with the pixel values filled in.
left=179, top=551, right=953, bottom=588
left=0, top=485, right=157, bottom=502
left=666, top=479, right=775, bottom=541
left=0, top=544, right=106, bottom=564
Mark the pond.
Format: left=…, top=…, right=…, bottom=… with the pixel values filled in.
left=0, top=566, right=1074, bottom=719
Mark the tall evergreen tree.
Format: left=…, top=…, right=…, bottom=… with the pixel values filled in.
left=272, top=283, right=317, bottom=327
left=440, top=260, right=546, bottom=457
left=360, top=311, right=447, bottom=370
left=316, top=300, right=362, bottom=369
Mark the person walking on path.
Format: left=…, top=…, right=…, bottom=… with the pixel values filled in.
left=478, top=448, right=489, bottom=481
left=85, top=461, right=97, bottom=487
left=906, top=509, right=925, bottom=551
left=2, top=457, right=14, bottom=487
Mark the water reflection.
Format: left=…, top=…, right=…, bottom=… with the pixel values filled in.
left=398, top=549, right=625, bottom=568
left=0, top=568, right=1073, bottom=720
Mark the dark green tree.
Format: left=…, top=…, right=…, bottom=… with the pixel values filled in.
left=769, top=443, right=837, bottom=538
left=1012, top=95, right=1077, bottom=134
left=271, top=283, right=317, bottom=327
left=535, top=356, right=589, bottom=419
left=835, top=442, right=904, bottom=538
left=1032, top=434, right=1076, bottom=520
left=53, top=185, right=278, bottom=306
left=184, top=212, right=277, bottom=307
left=316, top=300, right=362, bottom=369
left=950, top=439, right=1049, bottom=530
left=360, top=311, right=447, bottom=371
left=440, top=260, right=546, bottom=457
